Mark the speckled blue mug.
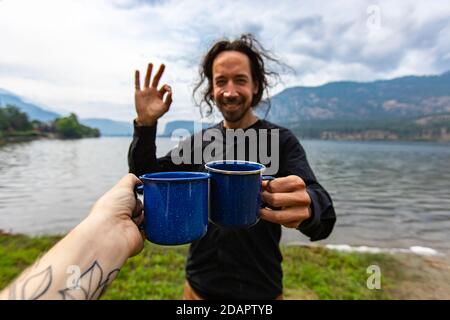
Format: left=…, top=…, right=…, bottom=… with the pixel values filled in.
left=138, top=172, right=210, bottom=245
left=205, top=160, right=273, bottom=228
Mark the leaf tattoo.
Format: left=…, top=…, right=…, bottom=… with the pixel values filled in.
left=84, top=261, right=104, bottom=299
left=6, top=261, right=119, bottom=300
left=21, top=266, right=52, bottom=300
left=91, top=269, right=120, bottom=299
left=59, top=261, right=120, bottom=300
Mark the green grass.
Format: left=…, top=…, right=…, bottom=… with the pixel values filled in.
left=0, top=234, right=60, bottom=288
left=281, top=246, right=393, bottom=299
left=103, top=243, right=188, bottom=299
left=0, top=233, right=421, bottom=300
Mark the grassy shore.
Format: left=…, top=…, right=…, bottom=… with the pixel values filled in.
left=1, top=233, right=449, bottom=300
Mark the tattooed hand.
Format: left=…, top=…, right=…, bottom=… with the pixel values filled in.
left=0, top=174, right=146, bottom=300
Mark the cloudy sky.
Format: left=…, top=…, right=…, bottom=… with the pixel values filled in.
left=1, top=0, right=450, bottom=125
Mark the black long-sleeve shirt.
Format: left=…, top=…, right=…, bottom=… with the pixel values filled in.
left=128, top=119, right=336, bottom=299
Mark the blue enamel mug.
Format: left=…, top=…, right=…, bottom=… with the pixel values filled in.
left=137, top=172, right=210, bottom=245
left=205, top=160, right=274, bottom=228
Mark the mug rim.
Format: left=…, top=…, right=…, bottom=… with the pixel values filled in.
left=204, top=160, right=266, bottom=175
left=140, top=171, right=210, bottom=182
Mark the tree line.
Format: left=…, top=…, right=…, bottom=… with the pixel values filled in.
left=291, top=116, right=450, bottom=141
left=0, top=105, right=100, bottom=140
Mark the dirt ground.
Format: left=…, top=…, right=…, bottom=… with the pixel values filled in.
left=385, top=254, right=450, bottom=300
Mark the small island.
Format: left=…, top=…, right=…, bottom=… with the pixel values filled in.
left=0, top=105, right=100, bottom=145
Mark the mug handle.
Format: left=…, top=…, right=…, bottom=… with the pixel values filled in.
left=134, top=185, right=144, bottom=197
left=133, top=185, right=145, bottom=231
left=261, top=176, right=281, bottom=210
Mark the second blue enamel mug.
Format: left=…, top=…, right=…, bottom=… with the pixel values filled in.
left=205, top=160, right=272, bottom=228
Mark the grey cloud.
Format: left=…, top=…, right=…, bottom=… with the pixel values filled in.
left=288, top=15, right=325, bottom=38
left=404, top=18, right=449, bottom=49
left=111, top=0, right=165, bottom=10
left=355, top=15, right=450, bottom=72
left=281, top=7, right=450, bottom=77
left=2, top=0, right=450, bottom=121
left=163, top=52, right=199, bottom=68
left=241, top=22, right=264, bottom=38
left=433, top=25, right=450, bottom=71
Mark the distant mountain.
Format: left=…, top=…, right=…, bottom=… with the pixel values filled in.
left=0, top=88, right=60, bottom=121
left=80, top=118, right=133, bottom=136
left=159, top=120, right=213, bottom=137
left=256, top=70, right=450, bottom=141
left=265, top=71, right=450, bottom=125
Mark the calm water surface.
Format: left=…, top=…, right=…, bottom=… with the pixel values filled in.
left=0, top=137, right=449, bottom=254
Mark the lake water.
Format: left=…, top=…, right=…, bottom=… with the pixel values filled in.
left=0, top=137, right=449, bottom=255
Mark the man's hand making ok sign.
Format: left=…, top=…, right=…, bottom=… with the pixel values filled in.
left=134, top=63, right=173, bottom=127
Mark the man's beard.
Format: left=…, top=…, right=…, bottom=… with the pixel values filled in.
left=216, top=96, right=252, bottom=123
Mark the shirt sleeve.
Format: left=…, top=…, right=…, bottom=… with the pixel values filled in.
left=278, top=130, right=336, bottom=241
left=128, top=120, right=202, bottom=177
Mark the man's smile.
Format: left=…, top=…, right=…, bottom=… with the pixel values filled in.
left=222, top=103, right=242, bottom=110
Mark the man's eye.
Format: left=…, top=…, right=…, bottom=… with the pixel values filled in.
left=236, top=79, right=247, bottom=84
left=216, top=80, right=226, bottom=86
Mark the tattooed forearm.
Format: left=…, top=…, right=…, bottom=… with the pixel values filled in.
left=4, top=261, right=120, bottom=300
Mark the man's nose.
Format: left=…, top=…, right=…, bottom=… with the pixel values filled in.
left=223, top=82, right=238, bottom=98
